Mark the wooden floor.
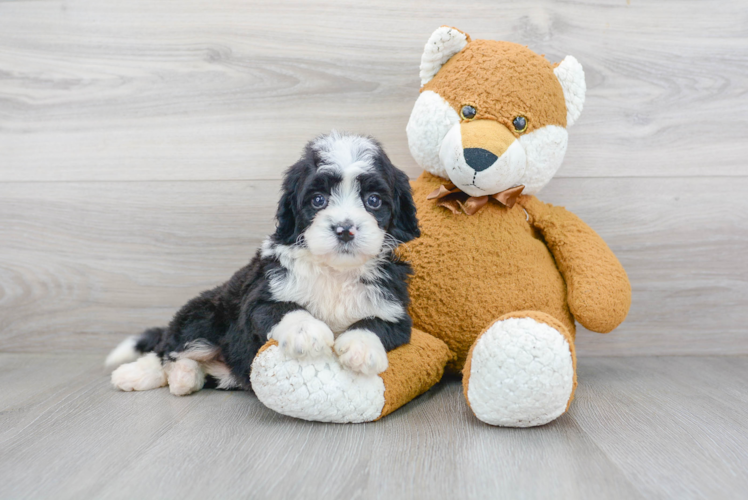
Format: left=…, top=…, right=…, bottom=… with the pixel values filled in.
left=0, top=353, right=746, bottom=500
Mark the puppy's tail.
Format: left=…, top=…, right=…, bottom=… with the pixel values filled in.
left=104, top=327, right=166, bottom=369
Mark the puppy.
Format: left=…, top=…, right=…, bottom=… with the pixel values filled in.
left=106, top=131, right=421, bottom=396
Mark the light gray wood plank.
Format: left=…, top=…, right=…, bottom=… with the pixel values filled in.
left=573, top=357, right=748, bottom=499
left=0, top=354, right=641, bottom=500
left=1, top=0, right=747, bottom=181
left=1, top=176, right=746, bottom=355
left=1, top=354, right=747, bottom=499
left=0, top=353, right=106, bottom=444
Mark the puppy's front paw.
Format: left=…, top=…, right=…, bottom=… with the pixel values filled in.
left=269, top=310, right=334, bottom=359
left=334, top=329, right=388, bottom=376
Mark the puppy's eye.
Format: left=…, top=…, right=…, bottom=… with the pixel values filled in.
left=460, top=105, right=477, bottom=120
left=311, top=193, right=327, bottom=209
left=365, top=194, right=382, bottom=209
left=513, top=116, right=528, bottom=133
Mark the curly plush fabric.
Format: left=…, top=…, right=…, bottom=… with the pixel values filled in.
left=251, top=329, right=451, bottom=423
left=462, top=311, right=577, bottom=427
left=399, top=172, right=576, bottom=372
left=518, top=197, right=632, bottom=333
left=422, top=40, right=568, bottom=134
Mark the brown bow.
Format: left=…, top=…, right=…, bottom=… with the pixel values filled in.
left=427, top=182, right=525, bottom=215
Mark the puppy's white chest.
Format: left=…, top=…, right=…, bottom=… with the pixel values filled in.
left=269, top=269, right=401, bottom=334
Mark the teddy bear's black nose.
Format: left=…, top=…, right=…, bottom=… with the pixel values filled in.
left=463, top=148, right=498, bottom=172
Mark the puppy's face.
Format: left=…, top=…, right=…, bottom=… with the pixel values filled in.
left=273, top=132, right=420, bottom=269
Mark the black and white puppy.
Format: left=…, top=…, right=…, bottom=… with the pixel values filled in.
left=106, top=132, right=420, bottom=396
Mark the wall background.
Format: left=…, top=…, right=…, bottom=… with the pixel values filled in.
left=1, top=0, right=746, bottom=356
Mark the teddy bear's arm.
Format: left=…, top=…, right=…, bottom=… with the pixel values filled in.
left=519, top=196, right=631, bottom=333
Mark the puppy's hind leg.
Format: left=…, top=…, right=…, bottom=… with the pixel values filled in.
left=111, top=353, right=168, bottom=392
left=165, top=358, right=206, bottom=396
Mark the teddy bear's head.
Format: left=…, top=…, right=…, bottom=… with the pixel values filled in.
left=406, top=27, right=586, bottom=196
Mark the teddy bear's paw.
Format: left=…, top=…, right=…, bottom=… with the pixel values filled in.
left=334, top=329, right=389, bottom=376
left=464, top=316, right=575, bottom=427
left=268, top=310, right=334, bottom=359
left=250, top=342, right=386, bottom=423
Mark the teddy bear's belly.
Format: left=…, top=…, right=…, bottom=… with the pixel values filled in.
left=405, top=197, right=574, bottom=372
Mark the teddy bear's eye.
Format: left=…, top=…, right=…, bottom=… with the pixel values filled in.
left=513, top=116, right=528, bottom=133
left=460, top=105, right=477, bottom=120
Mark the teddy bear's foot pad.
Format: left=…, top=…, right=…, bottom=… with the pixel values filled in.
left=251, top=329, right=452, bottom=423
left=251, top=343, right=386, bottom=423
left=464, top=314, right=575, bottom=427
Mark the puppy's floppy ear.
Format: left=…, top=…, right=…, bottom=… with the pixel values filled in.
left=389, top=166, right=420, bottom=244
left=273, top=156, right=310, bottom=245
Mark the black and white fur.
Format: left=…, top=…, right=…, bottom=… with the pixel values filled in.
left=107, top=132, right=420, bottom=396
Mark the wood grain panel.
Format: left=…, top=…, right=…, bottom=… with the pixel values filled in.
left=1, top=0, right=747, bottom=181
left=1, top=354, right=746, bottom=499
left=1, top=177, right=745, bottom=355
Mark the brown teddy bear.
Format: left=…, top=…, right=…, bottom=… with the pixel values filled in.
left=251, top=27, right=631, bottom=427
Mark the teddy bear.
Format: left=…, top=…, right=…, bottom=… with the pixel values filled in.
left=250, top=26, right=631, bottom=427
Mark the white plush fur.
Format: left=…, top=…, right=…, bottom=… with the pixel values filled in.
left=262, top=240, right=405, bottom=334
left=165, top=358, right=206, bottom=396
left=419, top=27, right=468, bottom=86
left=517, top=125, right=569, bottom=195
left=334, top=329, right=388, bottom=376
left=250, top=343, right=386, bottom=423
left=440, top=123, right=527, bottom=197
left=465, top=317, right=575, bottom=427
left=104, top=336, right=139, bottom=369
left=553, top=56, right=586, bottom=127
left=406, top=94, right=571, bottom=196
left=406, top=90, right=460, bottom=178
left=268, top=309, right=335, bottom=358
left=111, top=353, right=167, bottom=392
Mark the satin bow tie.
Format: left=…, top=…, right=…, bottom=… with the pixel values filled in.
left=426, top=181, right=525, bottom=216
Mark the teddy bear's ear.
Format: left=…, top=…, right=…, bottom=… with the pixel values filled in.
left=419, top=26, right=470, bottom=87
left=553, top=56, right=586, bottom=127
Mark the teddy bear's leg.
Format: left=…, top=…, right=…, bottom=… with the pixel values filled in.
left=250, top=329, right=451, bottom=423
left=462, top=311, right=577, bottom=427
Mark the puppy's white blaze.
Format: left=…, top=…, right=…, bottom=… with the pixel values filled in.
left=165, top=358, right=206, bottom=396
left=334, top=329, right=388, bottom=376
left=313, top=131, right=377, bottom=175
left=268, top=309, right=335, bottom=356
left=105, top=336, right=139, bottom=369
left=305, top=177, right=385, bottom=267
left=111, top=353, right=167, bottom=392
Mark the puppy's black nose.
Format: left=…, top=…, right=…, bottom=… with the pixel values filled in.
left=463, top=148, right=498, bottom=172
left=335, top=223, right=355, bottom=242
